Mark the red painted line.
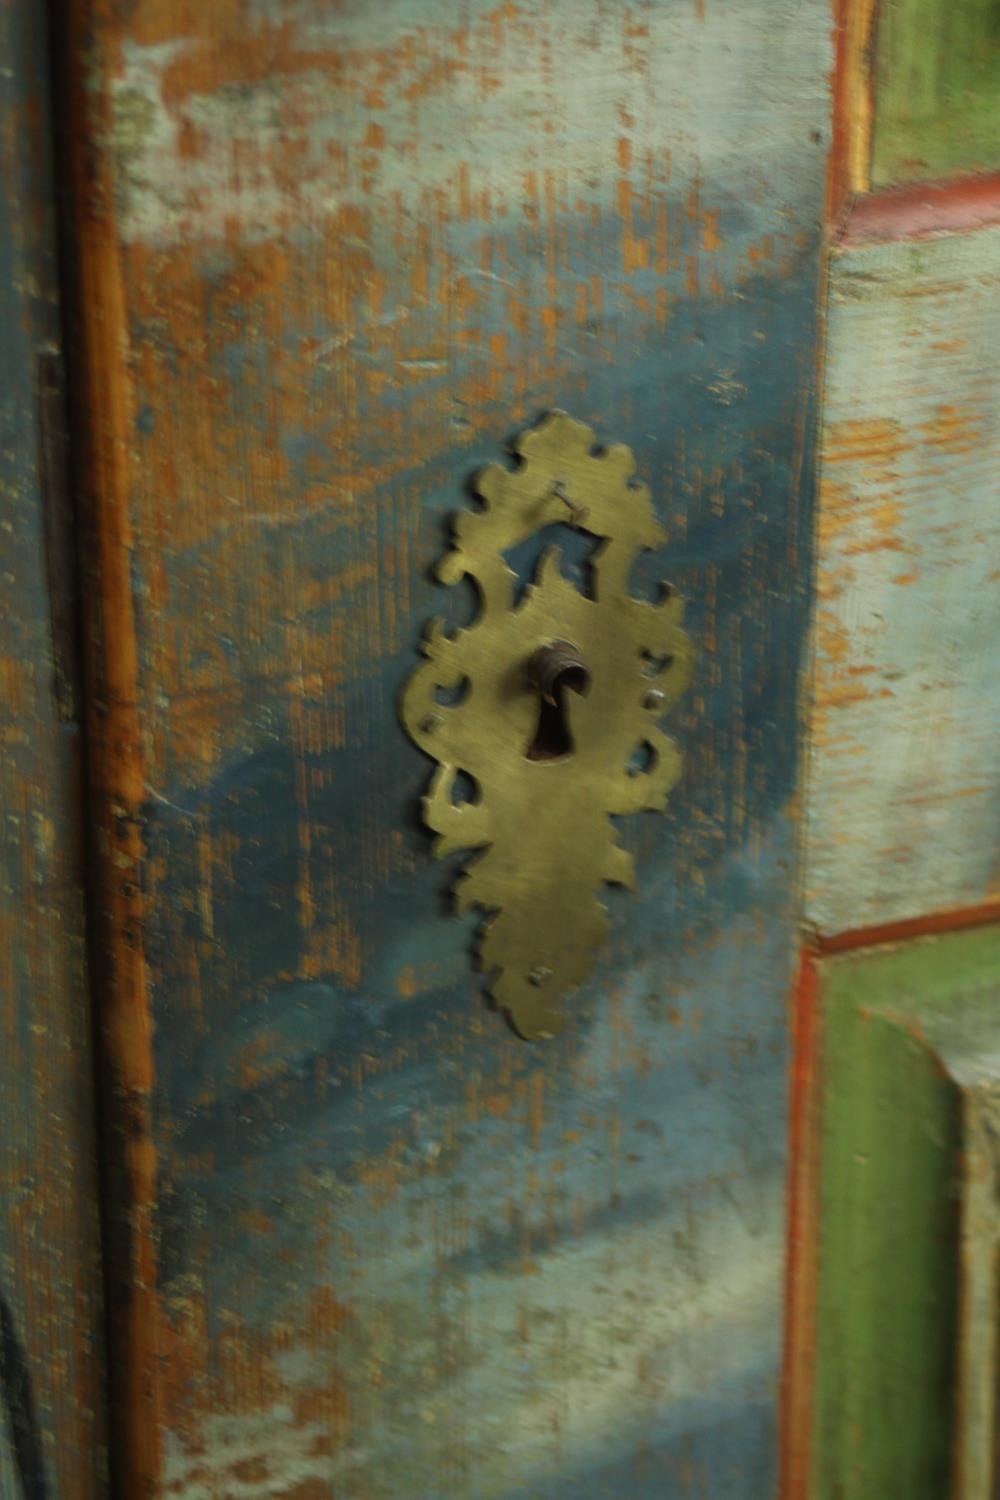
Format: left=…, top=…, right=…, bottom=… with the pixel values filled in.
left=812, top=898, right=1000, bottom=956
left=840, top=171, right=1000, bottom=246
left=780, top=949, right=822, bottom=1500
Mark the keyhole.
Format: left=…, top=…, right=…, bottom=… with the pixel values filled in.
left=525, top=641, right=591, bottom=761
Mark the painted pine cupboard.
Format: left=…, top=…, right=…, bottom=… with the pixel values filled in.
left=63, top=3, right=831, bottom=1495
left=1, top=2, right=999, bottom=1498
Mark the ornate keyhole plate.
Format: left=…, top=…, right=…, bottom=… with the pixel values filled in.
left=401, top=412, right=693, bottom=1040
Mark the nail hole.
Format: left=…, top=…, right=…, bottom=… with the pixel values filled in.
left=628, top=741, right=656, bottom=776
left=451, top=770, right=479, bottom=805
left=434, top=676, right=470, bottom=706
left=642, top=651, right=674, bottom=677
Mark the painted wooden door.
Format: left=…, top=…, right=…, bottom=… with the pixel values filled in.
left=55, top=3, right=831, bottom=1496
left=789, top=3, right=1000, bottom=1493
left=7, top=0, right=1000, bottom=1496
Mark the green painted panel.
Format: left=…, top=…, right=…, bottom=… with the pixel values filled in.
left=813, top=927, right=1000, bottom=1498
left=872, top=0, right=1000, bottom=186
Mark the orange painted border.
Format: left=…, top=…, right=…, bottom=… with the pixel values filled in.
left=780, top=950, right=822, bottom=1500
left=56, top=5, right=165, bottom=1496
left=826, top=0, right=878, bottom=227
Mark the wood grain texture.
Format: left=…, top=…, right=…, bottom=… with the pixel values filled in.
left=872, top=0, right=1000, bottom=188
left=0, top=2, right=106, bottom=1494
left=63, top=2, right=830, bottom=1495
left=954, top=1076, right=1000, bottom=1500
left=806, top=221, right=1000, bottom=936
left=811, top=928, right=1000, bottom=1498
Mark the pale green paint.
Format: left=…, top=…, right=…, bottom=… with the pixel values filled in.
left=813, top=927, right=1000, bottom=1498
left=873, top=0, right=1000, bottom=186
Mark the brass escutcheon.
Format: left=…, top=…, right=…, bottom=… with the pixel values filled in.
left=401, top=412, right=693, bottom=1040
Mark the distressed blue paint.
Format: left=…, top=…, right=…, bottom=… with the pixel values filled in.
left=93, top=0, right=832, bottom=1492
left=149, top=272, right=816, bottom=1487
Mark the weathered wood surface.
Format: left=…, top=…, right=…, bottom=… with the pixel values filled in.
left=0, top=3, right=106, bottom=1495
left=811, top=928, right=1000, bottom=1499
left=65, top=2, right=830, bottom=1494
left=954, top=1076, right=1000, bottom=1500
left=872, top=0, right=1000, bottom=188
left=806, top=219, right=1000, bottom=937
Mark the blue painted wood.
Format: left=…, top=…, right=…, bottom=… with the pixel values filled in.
left=70, top=2, right=831, bottom=1493
left=0, top=3, right=105, bottom=1495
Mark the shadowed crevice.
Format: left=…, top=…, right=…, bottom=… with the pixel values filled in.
left=0, top=1292, right=48, bottom=1500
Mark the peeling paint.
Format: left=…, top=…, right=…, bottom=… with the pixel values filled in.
left=807, top=224, right=1000, bottom=933
left=69, top=0, right=830, bottom=1493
